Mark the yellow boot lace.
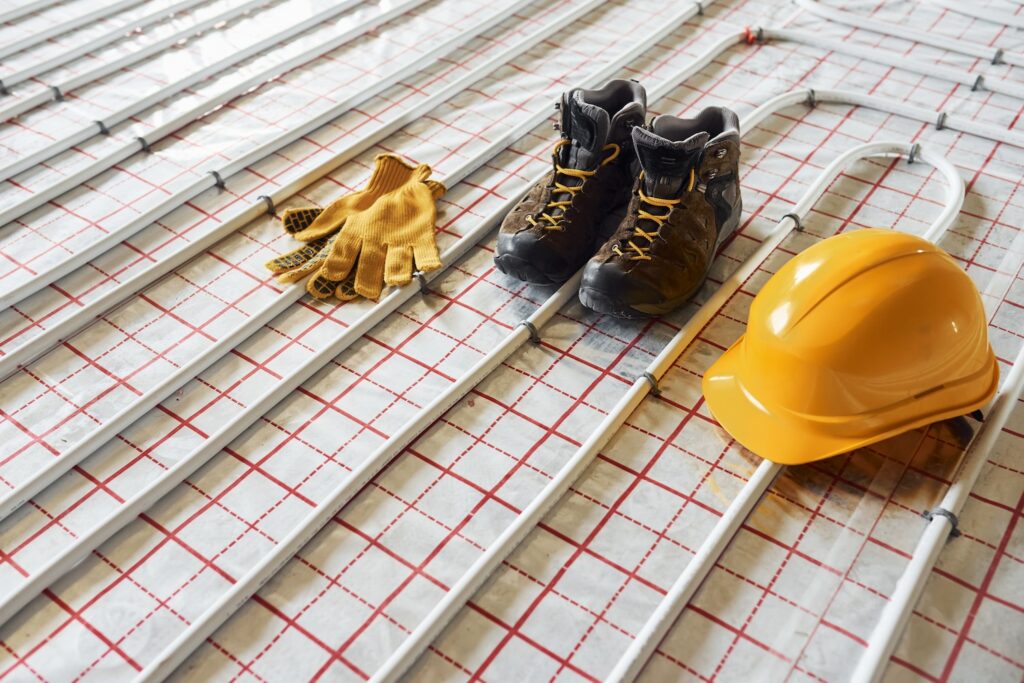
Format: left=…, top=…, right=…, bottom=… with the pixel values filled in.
left=613, top=168, right=695, bottom=261
left=527, top=140, right=621, bottom=231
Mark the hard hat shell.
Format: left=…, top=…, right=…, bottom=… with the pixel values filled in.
left=702, top=229, right=998, bottom=465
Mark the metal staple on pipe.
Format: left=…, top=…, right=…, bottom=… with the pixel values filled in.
left=907, top=142, right=920, bottom=164
left=642, top=371, right=662, bottom=397
left=208, top=170, right=226, bottom=190
left=922, top=507, right=962, bottom=537
left=257, top=195, right=276, bottom=215
left=781, top=212, right=804, bottom=231
left=413, top=271, right=430, bottom=295
left=518, top=320, right=541, bottom=345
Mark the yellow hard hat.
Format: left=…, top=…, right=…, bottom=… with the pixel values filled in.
left=703, top=229, right=998, bottom=465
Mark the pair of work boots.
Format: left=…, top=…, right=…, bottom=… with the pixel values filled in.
left=495, top=79, right=742, bottom=318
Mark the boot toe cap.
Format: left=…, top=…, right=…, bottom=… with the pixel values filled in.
left=579, top=257, right=686, bottom=318
left=495, top=229, right=574, bottom=285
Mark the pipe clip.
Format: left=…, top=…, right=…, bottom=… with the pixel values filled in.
left=642, top=371, right=662, bottom=397
left=94, top=120, right=110, bottom=136
left=208, top=170, right=226, bottom=190
left=806, top=88, right=817, bottom=109
left=971, top=74, right=984, bottom=92
left=413, top=271, right=429, bottom=295
left=0, top=79, right=8, bottom=96
left=907, top=142, right=920, bottom=165
left=50, top=85, right=64, bottom=102
left=992, top=47, right=1005, bottom=65
left=136, top=136, right=152, bottom=153
left=743, top=26, right=764, bottom=45
left=922, top=507, right=961, bottom=537
left=781, top=212, right=804, bottom=231
left=257, top=194, right=276, bottom=215
left=935, top=111, right=947, bottom=131
left=694, top=0, right=704, bottom=15
left=518, top=320, right=540, bottom=344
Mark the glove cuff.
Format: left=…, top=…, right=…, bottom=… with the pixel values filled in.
left=366, top=154, right=433, bottom=194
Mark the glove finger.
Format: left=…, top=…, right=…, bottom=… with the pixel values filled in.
left=291, top=207, right=350, bottom=242
left=354, top=242, right=386, bottom=301
left=412, top=235, right=443, bottom=274
left=265, top=236, right=329, bottom=276
left=281, top=207, right=323, bottom=236
left=306, top=269, right=339, bottom=300
left=383, top=245, right=413, bottom=286
left=334, top=273, right=359, bottom=301
left=322, top=233, right=361, bottom=281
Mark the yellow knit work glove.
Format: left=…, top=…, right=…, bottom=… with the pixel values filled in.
left=289, top=154, right=445, bottom=301
left=265, top=165, right=383, bottom=298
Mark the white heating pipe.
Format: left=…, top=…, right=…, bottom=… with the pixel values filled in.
left=763, top=27, right=1024, bottom=100
left=0, top=0, right=66, bottom=25
left=0, top=0, right=380, bottom=182
left=0, top=0, right=277, bottom=109
left=0, top=0, right=150, bottom=61
left=132, top=6, right=729, bottom=683
left=926, top=0, right=1024, bottom=31
left=850, top=342, right=1024, bottom=683
left=794, top=0, right=1024, bottom=68
left=0, top=0, right=610, bottom=522
left=0, top=0, right=713, bottom=642
left=8, top=20, right=1024, bottom=368
left=377, top=88, right=965, bottom=682
left=608, top=129, right=964, bottom=682
left=0, top=0, right=544, bottom=306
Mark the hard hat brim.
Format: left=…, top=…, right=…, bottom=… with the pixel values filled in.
left=702, top=335, right=1000, bottom=466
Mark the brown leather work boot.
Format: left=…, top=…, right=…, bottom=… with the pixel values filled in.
left=494, top=79, right=646, bottom=284
left=578, top=107, right=742, bottom=318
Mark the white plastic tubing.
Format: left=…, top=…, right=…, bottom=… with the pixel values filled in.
left=850, top=343, right=1024, bottom=683
left=925, top=0, right=1024, bottom=32
left=0, top=0, right=608, bottom=523
left=761, top=26, right=1024, bottom=100
left=132, top=11, right=726, bottom=683
left=606, top=129, right=964, bottom=683
left=142, top=35, right=1002, bottom=683
left=380, top=108, right=967, bottom=683
left=8, top=19, right=1024, bottom=356
left=0, top=0, right=65, bottom=26
left=0, top=0, right=278, bottom=108
left=794, top=0, right=1024, bottom=68
left=0, top=0, right=385, bottom=183
left=0, top=0, right=150, bottom=62
left=0, top=0, right=528, bottom=308
left=0, top=0, right=715, bottom=651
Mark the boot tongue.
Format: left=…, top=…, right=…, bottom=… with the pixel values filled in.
left=559, top=90, right=611, bottom=170
left=633, top=126, right=709, bottom=197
